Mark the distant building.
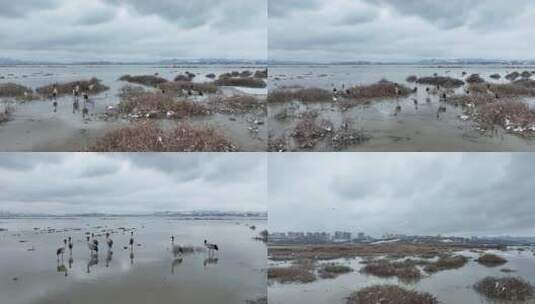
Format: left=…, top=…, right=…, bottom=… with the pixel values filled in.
left=334, top=231, right=352, bottom=240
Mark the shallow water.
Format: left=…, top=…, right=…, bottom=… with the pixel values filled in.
left=268, top=249, right=535, bottom=304
left=0, top=217, right=266, bottom=304
left=269, top=65, right=535, bottom=152
left=0, top=64, right=267, bottom=151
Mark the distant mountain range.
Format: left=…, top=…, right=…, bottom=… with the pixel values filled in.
left=0, top=210, right=267, bottom=218
left=0, top=57, right=266, bottom=66
left=269, top=58, right=535, bottom=66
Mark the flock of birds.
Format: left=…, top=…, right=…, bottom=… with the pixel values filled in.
left=55, top=231, right=219, bottom=275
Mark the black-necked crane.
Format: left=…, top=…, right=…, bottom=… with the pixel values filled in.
left=87, top=236, right=98, bottom=254
left=106, top=232, right=113, bottom=249
left=129, top=231, right=134, bottom=248
left=171, top=236, right=183, bottom=257
left=56, top=239, right=67, bottom=261
left=68, top=236, right=73, bottom=254
left=204, top=240, right=219, bottom=256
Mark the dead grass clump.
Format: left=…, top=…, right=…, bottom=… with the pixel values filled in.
left=424, top=255, right=468, bottom=273
left=37, top=78, right=109, bottom=96
left=476, top=254, right=508, bottom=267
left=447, top=93, right=494, bottom=108
left=331, top=119, right=371, bottom=150
left=346, top=80, right=412, bottom=99
left=318, top=264, right=352, bottom=279
left=0, top=83, right=33, bottom=97
left=478, top=101, right=535, bottom=134
left=268, top=88, right=332, bottom=103
left=514, top=79, right=535, bottom=89
left=416, top=76, right=465, bottom=88
left=119, top=75, right=168, bottom=87
left=466, top=74, right=485, bottom=84
left=118, top=92, right=209, bottom=118
left=89, top=122, right=237, bottom=152
left=208, top=95, right=263, bottom=114
left=521, top=71, right=532, bottom=78
left=268, top=265, right=317, bottom=284
left=292, top=117, right=333, bottom=149
left=490, top=73, right=501, bottom=80
left=268, top=135, right=289, bottom=152
left=160, top=81, right=218, bottom=95
left=406, top=75, right=418, bottom=83
left=360, top=260, right=422, bottom=281
left=506, top=72, right=521, bottom=81
left=254, top=69, right=268, bottom=79
left=347, top=285, right=438, bottom=304
left=174, top=72, right=195, bottom=82
left=474, top=277, right=534, bottom=301
left=489, top=83, right=535, bottom=97
left=214, top=77, right=266, bottom=88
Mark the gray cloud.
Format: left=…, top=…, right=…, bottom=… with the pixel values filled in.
left=269, top=153, right=535, bottom=237
left=269, top=0, right=535, bottom=62
left=0, top=153, right=266, bottom=214
left=0, top=0, right=266, bottom=62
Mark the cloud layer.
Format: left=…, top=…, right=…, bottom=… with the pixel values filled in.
left=269, top=0, right=535, bottom=62
left=0, top=153, right=267, bottom=214
left=269, top=153, right=535, bottom=237
left=0, top=0, right=267, bottom=61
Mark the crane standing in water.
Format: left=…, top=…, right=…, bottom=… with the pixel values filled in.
left=204, top=240, right=219, bottom=256
left=106, top=232, right=113, bottom=250
left=56, top=239, right=67, bottom=261
left=87, top=236, right=98, bottom=254
left=171, top=236, right=183, bottom=257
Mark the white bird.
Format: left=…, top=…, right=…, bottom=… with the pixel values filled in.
left=204, top=240, right=219, bottom=256
left=56, top=239, right=67, bottom=261
left=171, top=236, right=183, bottom=257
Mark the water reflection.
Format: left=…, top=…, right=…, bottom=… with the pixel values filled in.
left=86, top=253, right=99, bottom=274
left=203, top=257, right=219, bottom=269
left=171, top=257, right=183, bottom=274
left=105, top=250, right=113, bottom=268
left=56, top=260, right=67, bottom=277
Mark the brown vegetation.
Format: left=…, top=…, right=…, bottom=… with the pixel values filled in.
left=406, top=75, right=418, bottom=83
left=360, top=259, right=422, bottom=281
left=466, top=74, right=485, bottom=84
left=89, top=122, right=237, bottom=152
left=318, top=264, right=352, bottom=279
left=476, top=254, right=508, bottom=267
left=424, top=255, right=468, bottom=273
left=117, top=92, right=210, bottom=119
left=474, top=277, right=533, bottom=301
left=347, top=285, right=438, bottom=304
left=345, top=80, right=412, bottom=99
left=331, top=119, right=371, bottom=150
left=416, top=76, right=465, bottom=88
left=0, top=83, right=33, bottom=97
left=214, top=77, right=267, bottom=88
left=479, top=101, right=535, bottom=134
left=268, top=88, right=332, bottom=103
left=292, top=117, right=333, bottom=149
left=119, top=75, right=168, bottom=87
left=254, top=69, right=268, bottom=79
left=268, top=264, right=317, bottom=284
left=36, top=78, right=109, bottom=96
left=208, top=95, right=264, bottom=114
left=268, top=243, right=492, bottom=261
left=160, top=81, right=218, bottom=95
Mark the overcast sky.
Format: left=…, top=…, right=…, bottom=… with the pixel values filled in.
left=0, top=0, right=267, bottom=62
left=0, top=153, right=266, bottom=215
left=269, top=153, right=535, bottom=237
left=269, top=0, right=535, bottom=62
